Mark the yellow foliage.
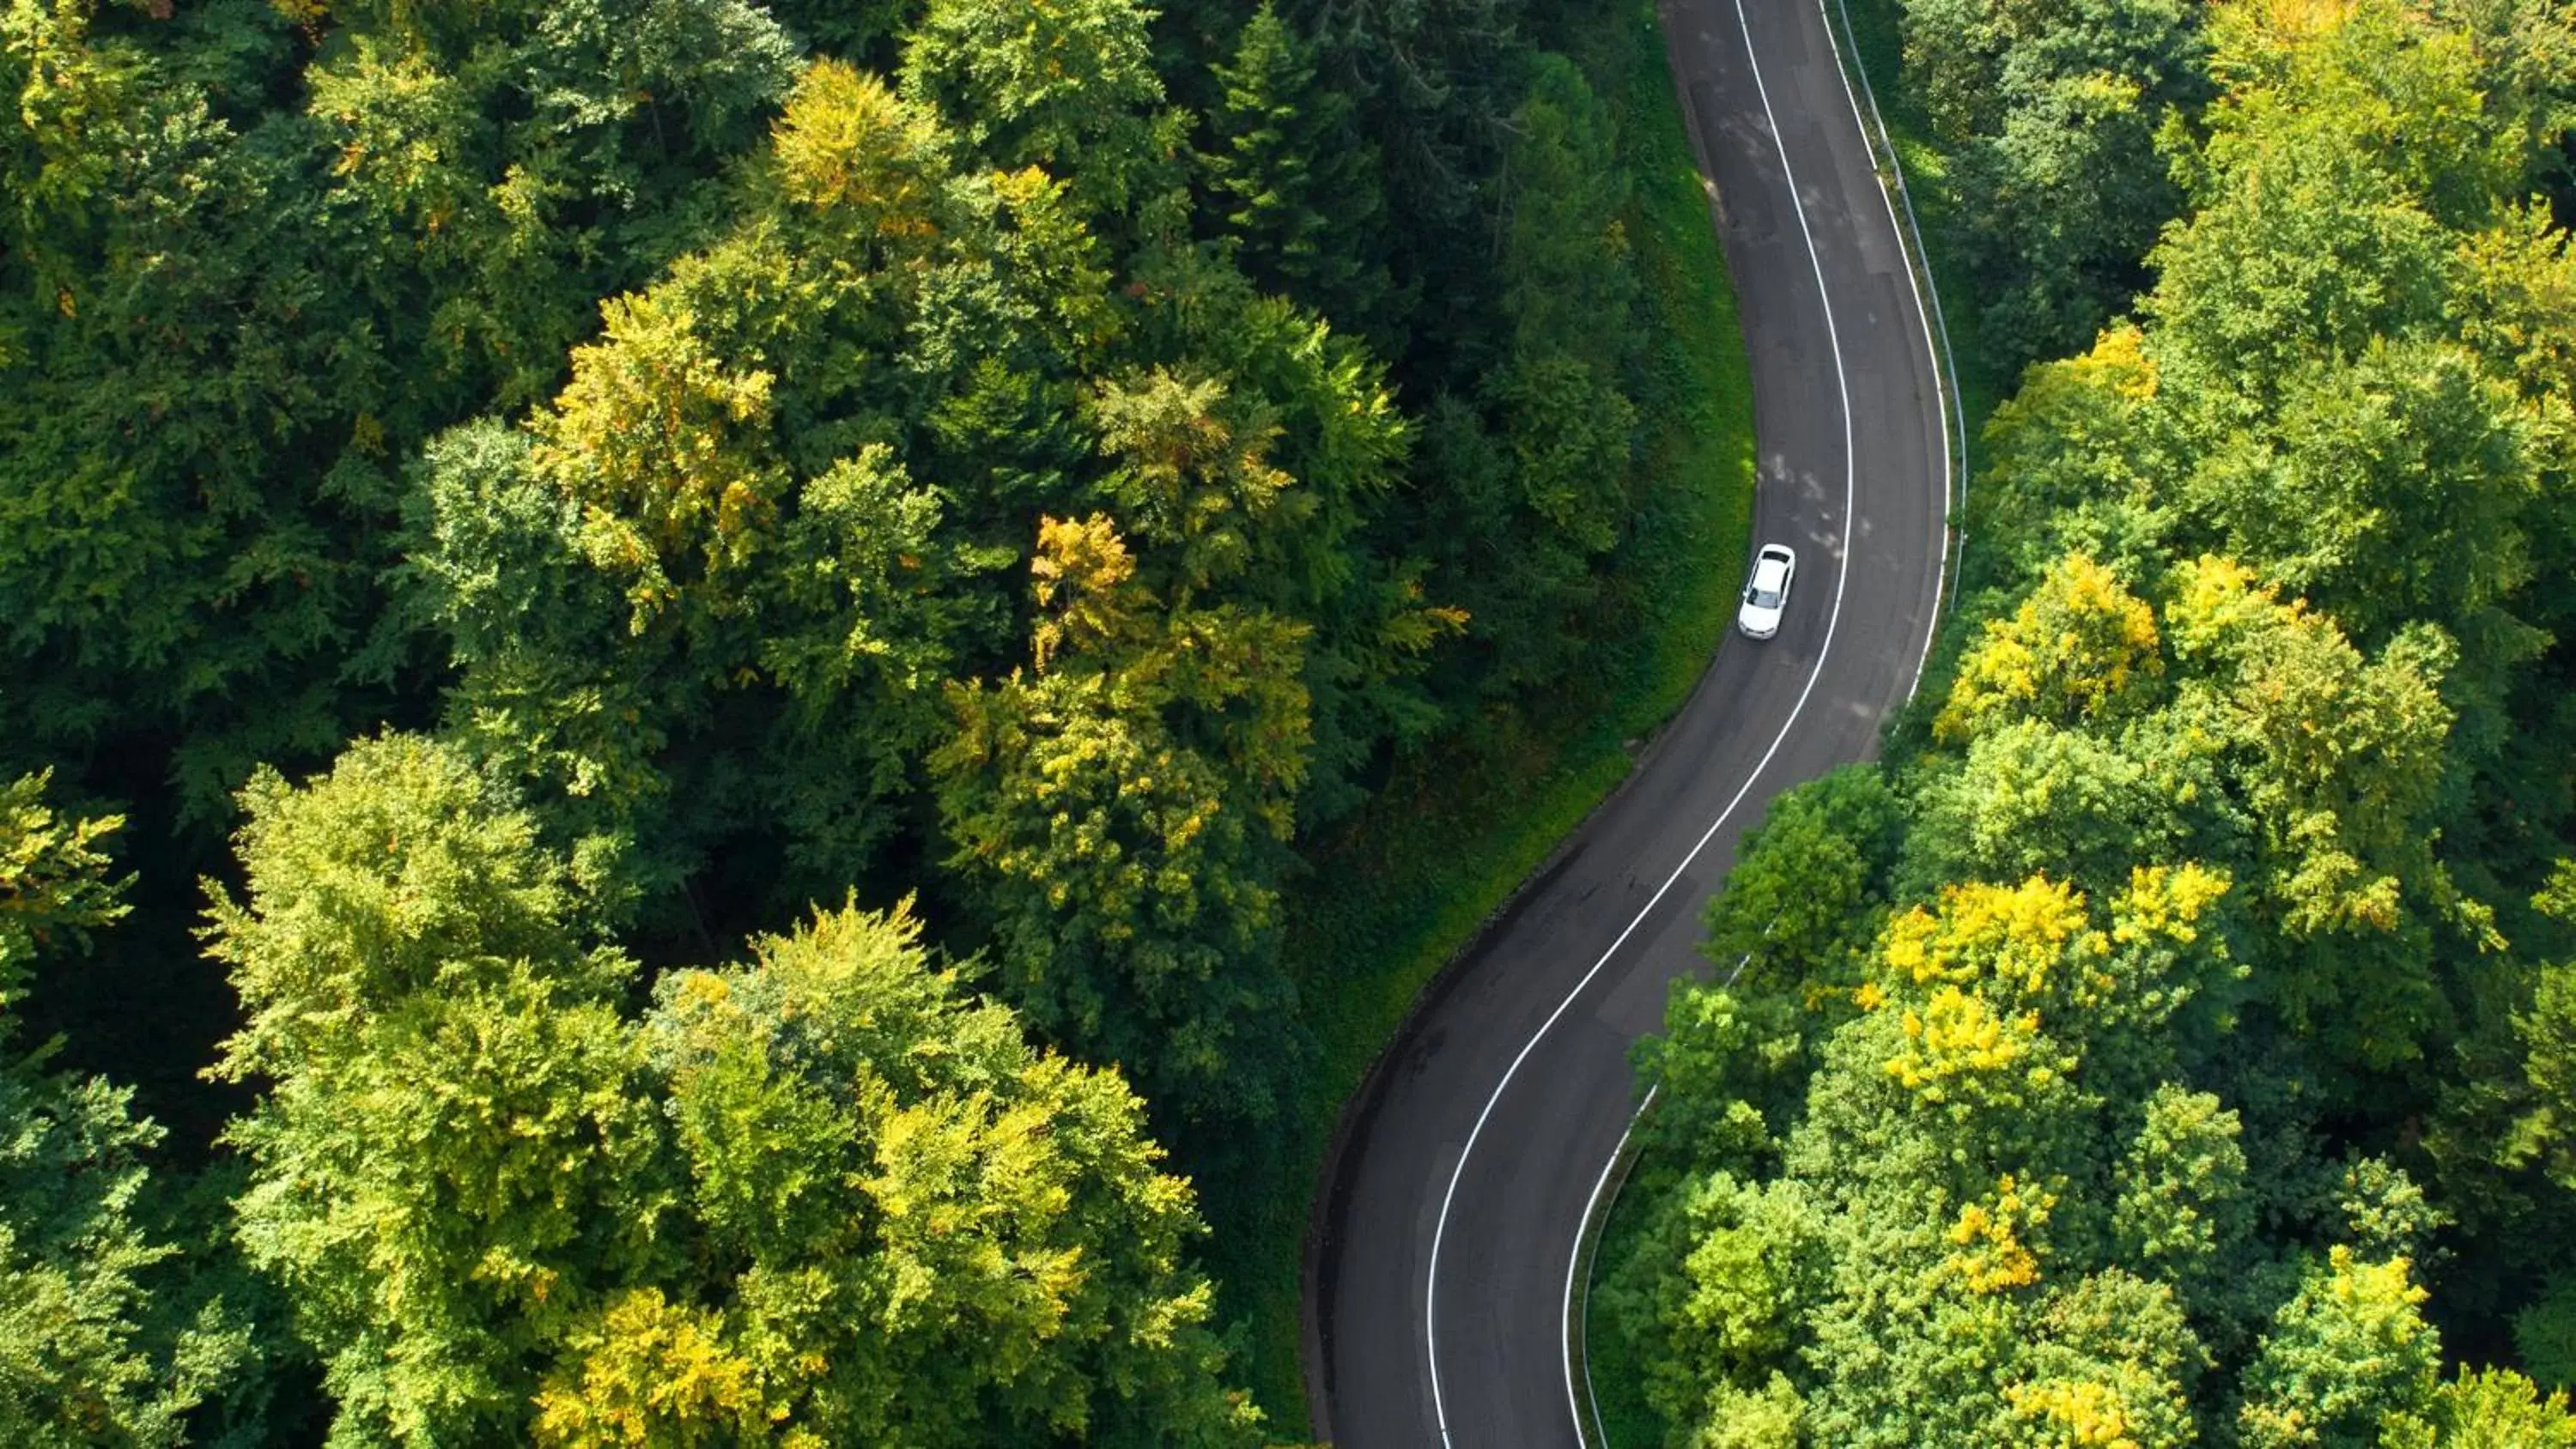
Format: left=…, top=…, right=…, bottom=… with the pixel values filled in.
left=2212, top=0, right=2362, bottom=70
left=533, top=1288, right=767, bottom=1446
left=2067, top=324, right=2161, bottom=403
left=1887, top=986, right=2038, bottom=1095
left=769, top=59, right=945, bottom=236
left=2111, top=863, right=2233, bottom=947
left=2007, top=1377, right=2148, bottom=1449
left=1937, top=555, right=2163, bottom=741
left=535, top=288, right=784, bottom=625
left=2323, top=1243, right=2428, bottom=1317
left=1941, top=1174, right=2055, bottom=1294
left=2160, top=555, right=2284, bottom=664
left=1880, top=876, right=2093, bottom=998
left=1030, top=514, right=1141, bottom=669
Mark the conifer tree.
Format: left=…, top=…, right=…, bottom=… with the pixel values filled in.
left=1205, top=3, right=1396, bottom=340
left=0, top=775, right=253, bottom=1443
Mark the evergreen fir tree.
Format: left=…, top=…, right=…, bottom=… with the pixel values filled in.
left=1206, top=4, right=1398, bottom=342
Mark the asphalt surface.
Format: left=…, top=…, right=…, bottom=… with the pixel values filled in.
left=1300, top=0, right=1951, bottom=1441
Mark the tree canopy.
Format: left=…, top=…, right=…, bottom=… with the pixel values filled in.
left=1610, top=0, right=2576, bottom=1440
left=206, top=734, right=1264, bottom=1446
left=2, top=0, right=1689, bottom=1435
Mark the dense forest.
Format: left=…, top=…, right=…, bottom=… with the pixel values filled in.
left=0, top=0, right=1703, bottom=1440
left=1605, top=0, right=2576, bottom=1442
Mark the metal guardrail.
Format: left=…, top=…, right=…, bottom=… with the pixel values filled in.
left=1569, top=955, right=1744, bottom=1448
left=1816, top=0, right=1971, bottom=613
left=1569, top=1085, right=1661, bottom=1448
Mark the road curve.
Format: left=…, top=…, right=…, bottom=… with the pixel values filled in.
left=1300, top=0, right=1949, bottom=1441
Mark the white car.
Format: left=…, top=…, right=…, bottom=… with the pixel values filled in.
left=1737, top=543, right=1796, bottom=639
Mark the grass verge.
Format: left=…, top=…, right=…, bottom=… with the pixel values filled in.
left=1583, top=1135, right=1679, bottom=1447
left=1192, top=5, right=1762, bottom=1429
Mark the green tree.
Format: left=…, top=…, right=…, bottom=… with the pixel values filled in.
left=935, top=510, right=1312, bottom=1125
left=1398, top=50, right=1646, bottom=697
left=2001, top=1271, right=2202, bottom=1449
left=1203, top=3, right=1396, bottom=341
left=2432, top=1367, right=2576, bottom=1446
left=1701, top=766, right=1905, bottom=1016
left=405, top=62, right=985, bottom=912
left=1953, top=69, right=2186, bottom=363
left=2496, top=864, right=2576, bottom=1193
left=2114, top=1086, right=2252, bottom=1276
left=206, top=735, right=657, bottom=1443
left=210, top=736, right=1267, bottom=1443
left=593, top=901, right=1267, bottom=1446
left=0, top=774, right=252, bottom=1444
left=1625, top=858, right=2248, bottom=1447
left=2236, top=1246, right=2443, bottom=1449
left=2175, top=340, right=2536, bottom=685
left=900, top=0, right=1168, bottom=217
left=1902, top=0, right=2202, bottom=366
left=1904, top=720, right=2212, bottom=897
left=2164, top=555, right=2466, bottom=1066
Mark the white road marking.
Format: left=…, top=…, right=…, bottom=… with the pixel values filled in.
left=1420, top=0, right=1868, bottom=1435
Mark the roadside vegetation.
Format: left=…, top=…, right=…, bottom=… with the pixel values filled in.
left=0, top=0, right=1753, bottom=1440
left=1601, top=0, right=2576, bottom=1442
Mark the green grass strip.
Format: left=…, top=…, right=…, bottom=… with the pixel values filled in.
left=1583, top=1130, right=1680, bottom=1446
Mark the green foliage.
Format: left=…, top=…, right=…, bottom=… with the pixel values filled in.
left=0, top=774, right=259, bottom=1445
left=2111, top=1084, right=2255, bottom=1307
left=2434, top=1366, right=2576, bottom=1447
left=1700, top=766, right=1904, bottom=1022
left=934, top=503, right=1312, bottom=1125
left=207, top=736, right=656, bottom=1441
left=2518, top=956, right=2576, bottom=1188
left=2235, top=1246, right=2442, bottom=1449
left=605, top=905, right=1263, bottom=1447
left=0, top=0, right=803, bottom=830
left=1613, top=0, right=2576, bottom=1436
left=0, top=771, right=126, bottom=1012
left=1203, top=3, right=1395, bottom=341
left=1902, top=0, right=2203, bottom=367
left=206, top=736, right=1264, bottom=1445
left=2517, top=1281, right=2576, bottom=1391
left=5, top=0, right=1755, bottom=1432
left=901, top=0, right=1166, bottom=217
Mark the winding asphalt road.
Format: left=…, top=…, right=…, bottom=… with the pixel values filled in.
left=1300, top=0, right=1950, bottom=1441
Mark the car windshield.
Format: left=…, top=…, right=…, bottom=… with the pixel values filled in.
left=1748, top=559, right=1788, bottom=608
